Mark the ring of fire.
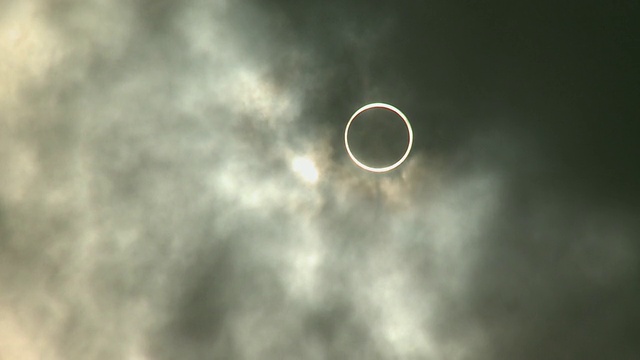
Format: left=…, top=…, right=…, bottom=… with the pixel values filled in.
left=344, top=103, right=413, bottom=173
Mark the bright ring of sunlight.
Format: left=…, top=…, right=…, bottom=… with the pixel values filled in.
left=344, top=102, right=413, bottom=173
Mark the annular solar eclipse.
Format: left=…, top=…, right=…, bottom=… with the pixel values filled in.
left=344, top=103, right=413, bottom=173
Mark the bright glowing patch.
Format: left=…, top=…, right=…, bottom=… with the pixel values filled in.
left=292, top=156, right=319, bottom=184
left=0, top=2, right=63, bottom=110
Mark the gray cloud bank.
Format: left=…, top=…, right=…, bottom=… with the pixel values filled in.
left=1, top=1, right=638, bottom=359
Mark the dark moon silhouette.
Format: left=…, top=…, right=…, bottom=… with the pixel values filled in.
left=346, top=106, right=411, bottom=170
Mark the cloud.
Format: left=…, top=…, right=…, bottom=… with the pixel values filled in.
left=1, top=1, right=638, bottom=359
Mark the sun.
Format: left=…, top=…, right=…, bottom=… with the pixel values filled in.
left=344, top=102, right=413, bottom=173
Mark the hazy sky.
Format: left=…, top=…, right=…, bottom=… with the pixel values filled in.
left=1, top=1, right=639, bottom=359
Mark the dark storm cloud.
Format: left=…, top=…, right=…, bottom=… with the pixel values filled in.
left=1, top=1, right=638, bottom=359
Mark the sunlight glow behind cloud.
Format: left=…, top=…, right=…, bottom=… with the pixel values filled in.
left=292, top=155, right=320, bottom=184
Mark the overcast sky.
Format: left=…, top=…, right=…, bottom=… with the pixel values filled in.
left=1, top=1, right=639, bottom=359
